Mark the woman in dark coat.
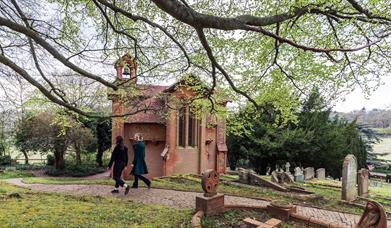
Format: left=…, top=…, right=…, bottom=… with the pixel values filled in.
left=108, top=136, right=130, bottom=195
left=131, top=133, right=151, bottom=189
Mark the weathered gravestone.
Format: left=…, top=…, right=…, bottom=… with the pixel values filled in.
left=285, top=162, right=291, bottom=174
left=358, top=168, right=369, bottom=197
left=316, top=168, right=326, bottom=180
left=370, top=180, right=383, bottom=188
left=342, top=154, right=358, bottom=201
left=238, top=168, right=249, bottom=184
left=304, top=167, right=315, bottom=180
left=355, top=201, right=387, bottom=228
left=294, top=167, right=304, bottom=182
left=271, top=171, right=294, bottom=185
left=271, top=171, right=279, bottom=183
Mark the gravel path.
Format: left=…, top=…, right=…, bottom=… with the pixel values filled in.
left=6, top=178, right=267, bottom=209
left=5, top=178, right=391, bottom=228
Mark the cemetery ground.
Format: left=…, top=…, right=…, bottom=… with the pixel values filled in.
left=0, top=181, right=192, bottom=227
left=20, top=174, right=391, bottom=215
left=1, top=170, right=391, bottom=227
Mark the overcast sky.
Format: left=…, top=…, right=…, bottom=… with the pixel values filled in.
left=334, top=75, right=391, bottom=113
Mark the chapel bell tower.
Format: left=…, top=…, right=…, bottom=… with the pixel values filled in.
left=115, top=54, right=137, bottom=81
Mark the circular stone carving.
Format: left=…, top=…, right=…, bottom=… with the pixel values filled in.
left=201, top=169, right=219, bottom=197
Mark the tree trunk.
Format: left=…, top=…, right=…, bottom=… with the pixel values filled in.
left=258, top=159, right=268, bottom=175
left=22, top=150, right=29, bottom=164
left=75, top=143, right=81, bottom=165
left=96, top=147, right=103, bottom=167
left=54, top=150, right=65, bottom=170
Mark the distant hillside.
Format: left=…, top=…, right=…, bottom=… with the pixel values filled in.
left=334, top=108, right=391, bottom=129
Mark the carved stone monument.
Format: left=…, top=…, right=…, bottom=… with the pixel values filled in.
left=304, top=167, right=315, bottom=180
left=316, top=168, right=326, bottom=180
left=294, top=167, right=304, bottom=182
left=271, top=170, right=294, bottom=185
left=271, top=171, right=279, bottom=183
left=358, top=168, right=369, bottom=197
left=285, top=162, right=291, bottom=174
left=355, top=201, right=387, bottom=228
left=196, top=169, right=224, bottom=215
left=342, top=154, right=358, bottom=201
left=238, top=168, right=249, bottom=184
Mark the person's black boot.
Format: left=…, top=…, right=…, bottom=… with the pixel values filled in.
left=111, top=189, right=119, bottom=194
left=124, top=185, right=130, bottom=195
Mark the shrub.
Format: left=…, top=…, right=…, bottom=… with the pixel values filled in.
left=47, top=155, right=55, bottom=166
left=0, top=170, right=35, bottom=179
left=15, top=164, right=45, bottom=171
left=44, top=163, right=105, bottom=177
left=0, top=155, right=12, bottom=166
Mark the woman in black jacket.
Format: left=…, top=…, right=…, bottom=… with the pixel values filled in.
left=131, top=133, right=151, bottom=189
left=108, top=136, right=130, bottom=195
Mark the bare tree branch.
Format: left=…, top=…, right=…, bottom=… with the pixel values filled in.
left=97, top=0, right=191, bottom=69
left=0, top=16, right=117, bottom=90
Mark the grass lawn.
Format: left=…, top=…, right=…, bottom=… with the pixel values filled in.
left=306, top=179, right=391, bottom=214
left=0, top=170, right=35, bottom=179
left=24, top=175, right=366, bottom=215
left=373, top=136, right=391, bottom=161
left=0, top=181, right=192, bottom=227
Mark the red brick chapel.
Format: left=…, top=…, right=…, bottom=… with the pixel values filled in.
left=108, top=54, right=228, bottom=179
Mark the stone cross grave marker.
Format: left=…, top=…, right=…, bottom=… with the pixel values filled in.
left=316, top=168, right=326, bottom=180
left=342, top=154, right=358, bottom=201
left=196, top=169, right=225, bottom=215
left=358, top=168, right=369, bottom=197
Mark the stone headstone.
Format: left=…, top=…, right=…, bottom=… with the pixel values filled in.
left=357, top=168, right=369, bottom=197
left=304, top=167, right=315, bottom=180
left=294, top=167, right=303, bottom=176
left=238, top=168, right=249, bottom=184
left=316, top=168, right=326, bottom=180
left=271, top=170, right=293, bottom=185
left=342, top=154, right=358, bottom=201
left=294, top=167, right=304, bottom=182
left=271, top=171, right=279, bottom=183
left=370, top=180, right=382, bottom=188
left=294, top=175, right=305, bottom=182
left=285, top=162, right=291, bottom=174
left=284, top=173, right=294, bottom=183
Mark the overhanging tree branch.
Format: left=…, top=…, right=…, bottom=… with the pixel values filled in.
left=97, top=0, right=191, bottom=69
left=195, top=28, right=259, bottom=108
left=0, top=16, right=117, bottom=90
